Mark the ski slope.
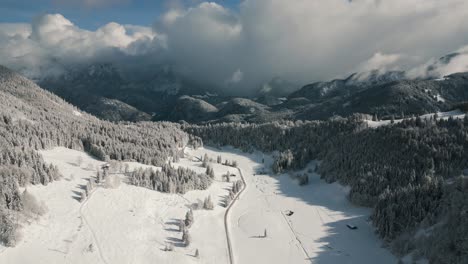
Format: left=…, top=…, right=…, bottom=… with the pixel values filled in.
left=0, top=146, right=396, bottom=263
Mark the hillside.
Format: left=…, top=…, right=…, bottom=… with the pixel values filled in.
left=290, top=71, right=468, bottom=120
left=0, top=65, right=196, bottom=247
left=166, top=96, right=218, bottom=123
left=33, top=59, right=468, bottom=125
left=38, top=63, right=215, bottom=122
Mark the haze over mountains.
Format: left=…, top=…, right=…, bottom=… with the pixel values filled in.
left=22, top=51, right=468, bottom=124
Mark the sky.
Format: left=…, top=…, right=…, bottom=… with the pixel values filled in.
left=0, top=0, right=239, bottom=29
left=1, top=0, right=468, bottom=94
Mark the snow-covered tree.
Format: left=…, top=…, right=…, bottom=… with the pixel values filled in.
left=203, top=195, right=214, bottom=210
left=182, top=229, right=191, bottom=246
left=185, top=209, right=194, bottom=227
left=179, top=219, right=186, bottom=232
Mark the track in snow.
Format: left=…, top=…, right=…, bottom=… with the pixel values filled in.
left=79, top=187, right=109, bottom=264
left=224, top=166, right=247, bottom=264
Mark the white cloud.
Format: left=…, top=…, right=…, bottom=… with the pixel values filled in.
left=2, top=0, right=468, bottom=93
left=408, top=46, right=468, bottom=79
left=359, top=52, right=402, bottom=72
left=0, top=14, right=160, bottom=79
left=155, top=0, right=468, bottom=93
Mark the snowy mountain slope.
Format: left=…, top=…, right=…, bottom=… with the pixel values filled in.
left=364, top=110, right=466, bottom=128
left=0, top=65, right=192, bottom=249
left=289, top=70, right=468, bottom=121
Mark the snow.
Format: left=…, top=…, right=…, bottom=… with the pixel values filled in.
left=365, top=110, right=466, bottom=128
left=189, top=146, right=396, bottom=264
left=436, top=94, right=445, bottom=102
left=0, top=146, right=397, bottom=264
left=0, top=147, right=232, bottom=264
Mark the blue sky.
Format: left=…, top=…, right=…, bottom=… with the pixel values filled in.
left=0, top=0, right=467, bottom=92
left=0, top=0, right=239, bottom=29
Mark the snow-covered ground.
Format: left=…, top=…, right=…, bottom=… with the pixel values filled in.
left=72, top=110, right=82, bottom=117
left=191, top=146, right=396, bottom=264
left=0, top=146, right=397, bottom=264
left=365, top=110, right=466, bottom=128
left=0, top=147, right=233, bottom=264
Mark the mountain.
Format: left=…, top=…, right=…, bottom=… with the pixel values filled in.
left=288, top=70, right=468, bottom=120
left=27, top=57, right=468, bottom=124
left=37, top=63, right=215, bottom=122
left=288, top=70, right=406, bottom=104
left=166, top=95, right=218, bottom=122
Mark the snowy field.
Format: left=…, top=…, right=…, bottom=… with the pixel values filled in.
left=0, top=147, right=234, bottom=264
left=365, top=110, right=466, bottom=128
left=191, top=147, right=396, bottom=264
left=0, top=146, right=397, bottom=263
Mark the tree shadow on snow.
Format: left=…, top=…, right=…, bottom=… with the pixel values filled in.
left=165, top=237, right=186, bottom=247
left=165, top=219, right=181, bottom=227
left=164, top=227, right=180, bottom=232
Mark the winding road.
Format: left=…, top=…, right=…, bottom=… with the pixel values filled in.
left=224, top=166, right=247, bottom=264
left=183, top=147, right=247, bottom=264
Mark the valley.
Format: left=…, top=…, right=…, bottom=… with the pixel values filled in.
left=2, top=3, right=468, bottom=260
left=0, top=145, right=397, bottom=264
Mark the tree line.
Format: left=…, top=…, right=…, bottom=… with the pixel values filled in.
left=186, top=114, right=468, bottom=262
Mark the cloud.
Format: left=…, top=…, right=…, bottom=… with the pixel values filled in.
left=2, top=0, right=468, bottom=94
left=407, top=47, right=468, bottom=79
left=0, top=14, right=160, bottom=78
left=154, top=0, right=468, bottom=93
left=358, top=52, right=402, bottom=72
